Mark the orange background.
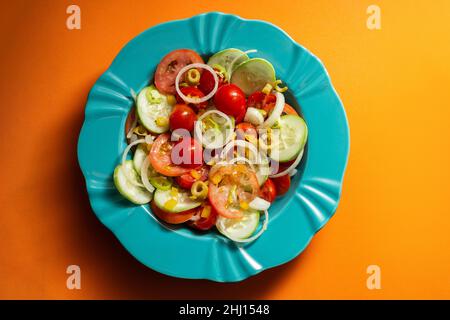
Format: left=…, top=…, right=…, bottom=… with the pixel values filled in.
left=0, top=0, right=449, bottom=299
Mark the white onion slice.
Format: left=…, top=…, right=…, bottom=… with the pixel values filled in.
left=175, top=63, right=218, bottom=104
left=194, top=109, right=233, bottom=149
left=220, top=139, right=260, bottom=163
left=121, top=138, right=146, bottom=187
left=244, top=107, right=264, bottom=126
left=225, top=210, right=269, bottom=244
left=270, top=148, right=304, bottom=178
left=249, top=197, right=271, bottom=211
left=258, top=91, right=285, bottom=129
left=227, top=49, right=257, bottom=81
left=289, top=168, right=298, bottom=177
left=140, top=156, right=155, bottom=193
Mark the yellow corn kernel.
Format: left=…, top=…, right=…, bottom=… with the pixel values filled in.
left=240, top=201, right=249, bottom=210
left=166, top=94, right=176, bottom=106
left=244, top=134, right=257, bottom=145
left=258, top=109, right=267, bottom=117
left=201, top=206, right=211, bottom=219
left=211, top=174, right=222, bottom=185
left=190, top=170, right=201, bottom=179
left=170, top=187, right=178, bottom=198
left=155, top=117, right=168, bottom=127
left=227, top=185, right=237, bottom=205
left=164, top=199, right=177, bottom=211
left=262, top=83, right=273, bottom=95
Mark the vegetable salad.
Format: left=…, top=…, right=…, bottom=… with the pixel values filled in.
left=114, top=48, right=308, bottom=243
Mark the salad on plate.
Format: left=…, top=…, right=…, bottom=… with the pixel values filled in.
left=114, top=48, right=308, bottom=243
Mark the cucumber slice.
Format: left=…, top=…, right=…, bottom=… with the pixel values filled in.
left=153, top=188, right=202, bottom=213
left=207, top=48, right=249, bottom=73
left=113, top=160, right=153, bottom=204
left=136, top=86, right=172, bottom=134
left=230, top=58, right=276, bottom=95
left=216, top=209, right=260, bottom=240
left=269, top=115, right=308, bottom=163
left=133, top=144, right=148, bottom=173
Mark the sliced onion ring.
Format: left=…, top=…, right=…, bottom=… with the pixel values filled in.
left=258, top=91, right=285, bottom=129
left=175, top=63, right=218, bottom=104
left=270, top=148, right=304, bottom=178
left=121, top=138, right=146, bottom=187
left=220, top=139, right=261, bottom=163
left=140, top=156, right=156, bottom=193
left=194, top=109, right=233, bottom=149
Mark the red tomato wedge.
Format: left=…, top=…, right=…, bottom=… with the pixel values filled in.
left=154, top=49, right=204, bottom=95
left=149, top=133, right=191, bottom=177
left=260, top=178, right=277, bottom=203
left=150, top=201, right=195, bottom=224
left=208, top=164, right=260, bottom=219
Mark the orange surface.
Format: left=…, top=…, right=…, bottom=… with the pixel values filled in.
left=0, top=0, right=449, bottom=299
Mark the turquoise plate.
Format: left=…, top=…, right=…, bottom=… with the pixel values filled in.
left=77, top=12, right=350, bottom=282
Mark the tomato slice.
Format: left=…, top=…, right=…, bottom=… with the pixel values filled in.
left=154, top=49, right=204, bottom=95
left=175, top=166, right=209, bottom=189
left=208, top=164, right=260, bottom=218
left=149, top=133, right=191, bottom=177
left=188, top=201, right=218, bottom=231
left=150, top=201, right=195, bottom=224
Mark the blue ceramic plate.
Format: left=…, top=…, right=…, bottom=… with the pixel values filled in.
left=77, top=12, right=349, bottom=282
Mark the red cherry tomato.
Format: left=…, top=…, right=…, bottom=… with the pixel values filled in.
left=198, top=67, right=225, bottom=94
left=260, top=179, right=277, bottom=202
left=169, top=104, right=197, bottom=132
left=176, top=86, right=207, bottom=110
left=271, top=175, right=291, bottom=196
left=247, top=91, right=276, bottom=113
left=154, top=49, right=204, bottom=94
left=213, top=84, right=246, bottom=123
left=188, top=201, right=218, bottom=231
left=171, top=137, right=203, bottom=169
left=150, top=201, right=196, bottom=224
left=149, top=133, right=191, bottom=177
left=175, top=166, right=209, bottom=189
